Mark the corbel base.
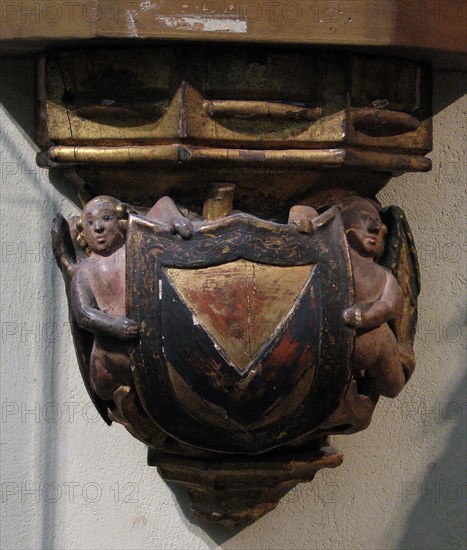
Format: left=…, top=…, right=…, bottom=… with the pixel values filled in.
left=149, top=445, right=343, bottom=527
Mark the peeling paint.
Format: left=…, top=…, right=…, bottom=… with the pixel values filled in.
left=139, top=0, right=160, bottom=12
left=153, top=15, right=247, bottom=33
left=125, top=9, right=138, bottom=37
left=126, top=1, right=161, bottom=37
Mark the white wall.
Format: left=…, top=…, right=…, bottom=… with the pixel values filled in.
left=1, top=59, right=465, bottom=550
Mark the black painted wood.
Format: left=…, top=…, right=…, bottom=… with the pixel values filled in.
left=126, top=208, right=355, bottom=454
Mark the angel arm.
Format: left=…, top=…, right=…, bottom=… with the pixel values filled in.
left=345, top=271, right=402, bottom=329
left=146, top=196, right=193, bottom=238
left=288, top=205, right=319, bottom=234
left=71, top=268, right=138, bottom=340
left=359, top=272, right=402, bottom=328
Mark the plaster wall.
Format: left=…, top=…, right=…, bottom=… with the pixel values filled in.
left=1, top=59, right=465, bottom=550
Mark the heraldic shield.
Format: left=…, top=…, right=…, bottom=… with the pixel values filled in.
left=126, top=207, right=354, bottom=454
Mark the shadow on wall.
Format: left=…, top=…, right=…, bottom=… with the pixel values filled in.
left=432, top=71, right=467, bottom=115
left=0, top=58, right=82, bottom=209
left=0, top=58, right=35, bottom=139
left=397, top=70, right=467, bottom=550
left=0, top=57, right=80, bottom=549
left=165, top=481, right=245, bottom=545
left=398, top=372, right=467, bottom=550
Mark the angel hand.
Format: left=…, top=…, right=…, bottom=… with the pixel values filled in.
left=173, top=219, right=193, bottom=239
left=115, top=317, right=139, bottom=340
left=343, top=305, right=361, bottom=328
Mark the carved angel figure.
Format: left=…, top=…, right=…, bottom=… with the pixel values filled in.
left=340, top=197, right=419, bottom=399
left=52, top=193, right=192, bottom=423
left=288, top=196, right=419, bottom=432
left=71, top=196, right=138, bottom=401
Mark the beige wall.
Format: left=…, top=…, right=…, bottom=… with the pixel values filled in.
left=1, top=59, right=465, bottom=549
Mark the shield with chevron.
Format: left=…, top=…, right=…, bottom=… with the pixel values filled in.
left=126, top=208, right=354, bottom=454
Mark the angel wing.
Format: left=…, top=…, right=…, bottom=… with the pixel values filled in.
left=380, top=206, right=420, bottom=381
left=51, top=214, right=112, bottom=425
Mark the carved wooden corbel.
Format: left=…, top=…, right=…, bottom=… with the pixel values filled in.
left=8, top=13, right=459, bottom=523
left=40, top=45, right=430, bottom=526
left=0, top=0, right=464, bottom=531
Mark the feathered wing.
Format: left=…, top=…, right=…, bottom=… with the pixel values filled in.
left=52, top=214, right=112, bottom=425
left=380, top=206, right=421, bottom=381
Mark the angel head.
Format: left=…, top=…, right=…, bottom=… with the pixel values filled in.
left=340, top=197, right=387, bottom=259
left=76, top=196, right=130, bottom=256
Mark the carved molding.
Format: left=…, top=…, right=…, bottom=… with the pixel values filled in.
left=38, top=46, right=432, bottom=218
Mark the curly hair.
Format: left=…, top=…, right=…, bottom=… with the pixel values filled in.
left=338, top=195, right=382, bottom=214
left=76, top=196, right=132, bottom=254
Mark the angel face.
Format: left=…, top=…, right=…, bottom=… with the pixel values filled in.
left=342, top=201, right=386, bottom=258
left=81, top=199, right=126, bottom=255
